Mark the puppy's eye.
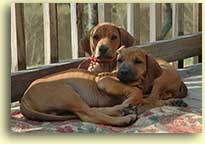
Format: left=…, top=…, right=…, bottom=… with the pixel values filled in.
left=93, top=34, right=99, bottom=40
left=117, top=58, right=123, bottom=63
left=111, top=35, right=117, bottom=40
left=134, top=58, right=142, bottom=64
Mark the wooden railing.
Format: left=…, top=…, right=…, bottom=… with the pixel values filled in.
left=11, top=3, right=202, bottom=72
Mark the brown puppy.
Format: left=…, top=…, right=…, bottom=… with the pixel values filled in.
left=115, top=47, right=188, bottom=109
left=80, top=22, right=136, bottom=73
left=20, top=47, right=187, bottom=126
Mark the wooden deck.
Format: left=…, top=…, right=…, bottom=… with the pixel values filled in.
left=178, top=63, right=202, bottom=113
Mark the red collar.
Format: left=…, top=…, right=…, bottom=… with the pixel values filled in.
left=77, top=56, right=116, bottom=69
left=90, top=56, right=116, bottom=63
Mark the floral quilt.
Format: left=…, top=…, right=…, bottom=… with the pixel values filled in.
left=10, top=102, right=201, bottom=133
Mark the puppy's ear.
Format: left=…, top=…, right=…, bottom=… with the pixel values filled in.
left=119, top=27, right=136, bottom=47
left=80, top=35, right=91, bottom=56
left=146, top=54, right=162, bottom=84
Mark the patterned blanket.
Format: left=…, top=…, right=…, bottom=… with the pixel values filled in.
left=10, top=64, right=202, bottom=133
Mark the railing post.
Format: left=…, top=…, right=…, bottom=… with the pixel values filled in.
left=12, top=3, right=27, bottom=71
left=43, top=3, right=58, bottom=64
left=76, top=3, right=85, bottom=57
left=127, top=3, right=140, bottom=45
left=70, top=3, right=78, bottom=59
left=49, top=3, right=59, bottom=63
left=172, top=3, right=184, bottom=68
left=88, top=3, right=98, bottom=29
left=193, top=3, right=202, bottom=63
left=70, top=3, right=84, bottom=58
left=43, top=3, right=51, bottom=65
left=98, top=3, right=112, bottom=23
left=149, top=3, right=162, bottom=42
left=11, top=3, right=18, bottom=72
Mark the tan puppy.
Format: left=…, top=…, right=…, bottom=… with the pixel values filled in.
left=80, top=22, right=136, bottom=73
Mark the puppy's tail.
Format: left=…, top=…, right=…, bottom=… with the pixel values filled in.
left=20, top=101, right=77, bottom=121
left=177, top=81, right=188, bottom=98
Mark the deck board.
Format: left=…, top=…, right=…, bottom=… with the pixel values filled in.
left=179, top=64, right=202, bottom=113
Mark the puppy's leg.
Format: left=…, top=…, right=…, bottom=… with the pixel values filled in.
left=161, top=98, right=188, bottom=107
left=97, top=77, right=143, bottom=106
left=92, top=102, right=138, bottom=116
left=94, top=95, right=164, bottom=117
left=137, top=98, right=188, bottom=114
left=76, top=107, right=137, bottom=126
left=53, top=82, right=137, bottom=126
left=142, top=77, right=166, bottom=104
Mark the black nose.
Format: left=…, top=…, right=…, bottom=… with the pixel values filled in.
left=119, top=69, right=129, bottom=76
left=99, top=45, right=108, bottom=54
left=117, top=64, right=135, bottom=83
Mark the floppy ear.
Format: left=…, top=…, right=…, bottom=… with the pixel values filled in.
left=119, top=28, right=136, bottom=47
left=146, top=54, right=162, bottom=85
left=80, top=35, right=92, bottom=56
left=80, top=26, right=96, bottom=56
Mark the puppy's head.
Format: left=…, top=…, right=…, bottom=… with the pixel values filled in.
left=80, top=23, right=136, bottom=61
left=116, top=47, right=162, bottom=89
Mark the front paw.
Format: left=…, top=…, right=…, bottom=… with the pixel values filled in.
left=168, top=99, right=188, bottom=107
left=120, top=103, right=138, bottom=116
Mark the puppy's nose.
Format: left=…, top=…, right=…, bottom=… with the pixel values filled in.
left=119, top=69, right=129, bottom=76
left=117, top=65, right=134, bottom=83
left=99, top=45, right=108, bottom=54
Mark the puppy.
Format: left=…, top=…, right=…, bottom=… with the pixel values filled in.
left=80, top=22, right=136, bottom=73
left=115, top=47, right=188, bottom=111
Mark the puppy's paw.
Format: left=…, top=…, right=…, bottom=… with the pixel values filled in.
left=129, top=114, right=138, bottom=125
left=120, top=103, right=138, bottom=116
left=168, top=99, right=188, bottom=107
left=126, top=114, right=138, bottom=126
left=116, top=114, right=138, bottom=127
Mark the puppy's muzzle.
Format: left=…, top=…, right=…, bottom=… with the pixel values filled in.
left=99, top=45, right=108, bottom=54
left=117, top=63, right=135, bottom=83
left=97, top=45, right=111, bottom=58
